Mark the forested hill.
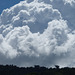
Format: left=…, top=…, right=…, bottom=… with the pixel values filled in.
left=0, top=65, right=75, bottom=75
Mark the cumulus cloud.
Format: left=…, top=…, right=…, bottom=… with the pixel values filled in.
left=0, top=0, right=75, bottom=67
left=0, top=0, right=61, bottom=33
left=45, top=0, right=75, bottom=31
left=0, top=34, right=18, bottom=59
left=63, top=0, right=75, bottom=6
left=38, top=0, right=75, bottom=6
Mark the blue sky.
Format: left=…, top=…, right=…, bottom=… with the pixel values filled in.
left=0, top=0, right=24, bottom=14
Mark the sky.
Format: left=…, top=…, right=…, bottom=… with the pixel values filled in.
left=0, top=0, right=24, bottom=14
left=0, top=0, right=75, bottom=68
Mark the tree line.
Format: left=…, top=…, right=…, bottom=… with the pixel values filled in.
left=0, top=64, right=75, bottom=75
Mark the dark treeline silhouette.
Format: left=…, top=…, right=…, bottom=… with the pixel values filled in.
left=0, top=64, right=75, bottom=75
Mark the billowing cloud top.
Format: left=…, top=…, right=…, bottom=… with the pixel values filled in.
left=63, top=0, right=75, bottom=5
left=0, top=0, right=75, bottom=67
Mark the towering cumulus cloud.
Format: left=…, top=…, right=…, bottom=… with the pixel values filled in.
left=0, top=0, right=75, bottom=67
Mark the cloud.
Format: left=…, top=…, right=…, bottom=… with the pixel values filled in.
left=63, top=0, right=75, bottom=6
left=45, top=0, right=75, bottom=31
left=0, top=0, right=75, bottom=67
left=0, top=19, right=73, bottom=67
left=0, top=0, right=61, bottom=33
left=0, top=34, right=3, bottom=43
left=37, top=0, right=75, bottom=6
left=0, top=34, right=18, bottom=59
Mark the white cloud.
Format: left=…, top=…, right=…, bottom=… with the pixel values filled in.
left=0, top=19, right=72, bottom=67
left=0, top=34, right=3, bottom=43
left=0, top=34, right=18, bottom=59
left=39, top=0, right=75, bottom=6
left=63, top=0, right=75, bottom=6
left=0, top=0, right=75, bottom=67
left=0, top=0, right=61, bottom=33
